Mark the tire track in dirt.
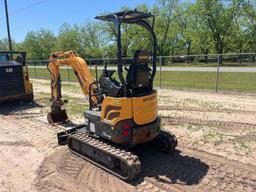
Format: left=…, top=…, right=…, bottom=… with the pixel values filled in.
left=134, top=145, right=256, bottom=192
left=34, top=144, right=256, bottom=192
left=1, top=106, right=256, bottom=192
left=0, top=115, right=62, bottom=160
left=0, top=107, right=60, bottom=192
left=35, top=148, right=135, bottom=192
left=8, top=110, right=256, bottom=192
left=161, top=116, right=256, bottom=131
left=0, top=111, right=96, bottom=192
left=179, top=146, right=256, bottom=192
left=8, top=118, right=58, bottom=154
left=158, top=105, right=256, bottom=115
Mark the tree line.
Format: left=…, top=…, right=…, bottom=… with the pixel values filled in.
left=0, top=0, right=255, bottom=60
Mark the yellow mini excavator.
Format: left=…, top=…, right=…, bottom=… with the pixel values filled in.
left=47, top=10, right=177, bottom=180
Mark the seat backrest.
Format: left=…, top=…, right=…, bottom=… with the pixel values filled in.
left=126, top=50, right=151, bottom=95
left=133, top=50, right=150, bottom=64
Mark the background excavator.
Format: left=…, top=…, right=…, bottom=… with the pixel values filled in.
left=0, top=51, right=33, bottom=103
left=47, top=10, right=177, bottom=181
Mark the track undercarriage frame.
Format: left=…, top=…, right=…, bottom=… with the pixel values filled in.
left=57, top=124, right=177, bottom=181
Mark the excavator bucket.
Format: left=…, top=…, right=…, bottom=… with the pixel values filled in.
left=47, top=109, right=68, bottom=124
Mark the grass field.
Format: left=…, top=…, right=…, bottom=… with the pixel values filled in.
left=28, top=67, right=256, bottom=93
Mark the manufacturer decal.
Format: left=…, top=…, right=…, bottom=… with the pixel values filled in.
left=6, top=68, right=13, bottom=73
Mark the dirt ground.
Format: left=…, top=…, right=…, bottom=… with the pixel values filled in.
left=0, top=78, right=256, bottom=192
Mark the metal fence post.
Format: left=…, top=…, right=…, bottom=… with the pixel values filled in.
left=215, top=55, right=220, bottom=93
left=159, top=56, right=162, bottom=88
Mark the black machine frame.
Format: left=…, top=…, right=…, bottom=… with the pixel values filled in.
left=0, top=51, right=27, bottom=65
left=95, top=10, right=157, bottom=97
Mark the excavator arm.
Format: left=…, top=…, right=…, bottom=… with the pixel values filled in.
left=47, top=50, right=101, bottom=124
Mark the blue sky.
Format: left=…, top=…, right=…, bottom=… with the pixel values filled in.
left=0, top=0, right=158, bottom=42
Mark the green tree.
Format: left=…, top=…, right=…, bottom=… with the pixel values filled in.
left=14, top=42, right=26, bottom=52
left=55, top=23, right=83, bottom=54
left=195, top=0, right=246, bottom=55
left=243, top=1, right=256, bottom=53
left=24, top=29, right=56, bottom=60
left=79, top=21, right=107, bottom=58
left=153, top=0, right=179, bottom=55
left=0, top=38, right=9, bottom=51
left=0, top=38, right=19, bottom=51
left=175, top=3, right=194, bottom=56
left=189, top=2, right=215, bottom=60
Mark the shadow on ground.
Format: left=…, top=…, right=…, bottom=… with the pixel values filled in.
left=0, top=101, right=43, bottom=115
left=131, top=146, right=209, bottom=186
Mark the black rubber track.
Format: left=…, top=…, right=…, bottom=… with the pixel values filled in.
left=67, top=132, right=141, bottom=181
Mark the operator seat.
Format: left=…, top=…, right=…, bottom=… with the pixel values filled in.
left=126, top=50, right=152, bottom=96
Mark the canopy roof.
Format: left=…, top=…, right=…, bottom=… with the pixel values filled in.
left=95, top=10, right=154, bottom=23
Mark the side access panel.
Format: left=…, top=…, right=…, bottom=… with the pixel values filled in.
left=132, top=90, right=158, bottom=125
left=0, top=62, right=25, bottom=98
left=100, top=97, right=133, bottom=126
left=85, top=110, right=113, bottom=140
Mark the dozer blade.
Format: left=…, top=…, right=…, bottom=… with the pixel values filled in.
left=47, top=109, right=68, bottom=124
left=56, top=124, right=86, bottom=145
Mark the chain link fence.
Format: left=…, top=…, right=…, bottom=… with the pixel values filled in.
left=27, top=53, right=256, bottom=93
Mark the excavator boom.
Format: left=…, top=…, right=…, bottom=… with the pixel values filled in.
left=47, top=50, right=100, bottom=124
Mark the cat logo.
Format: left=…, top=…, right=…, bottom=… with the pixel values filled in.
left=6, top=68, right=13, bottom=73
